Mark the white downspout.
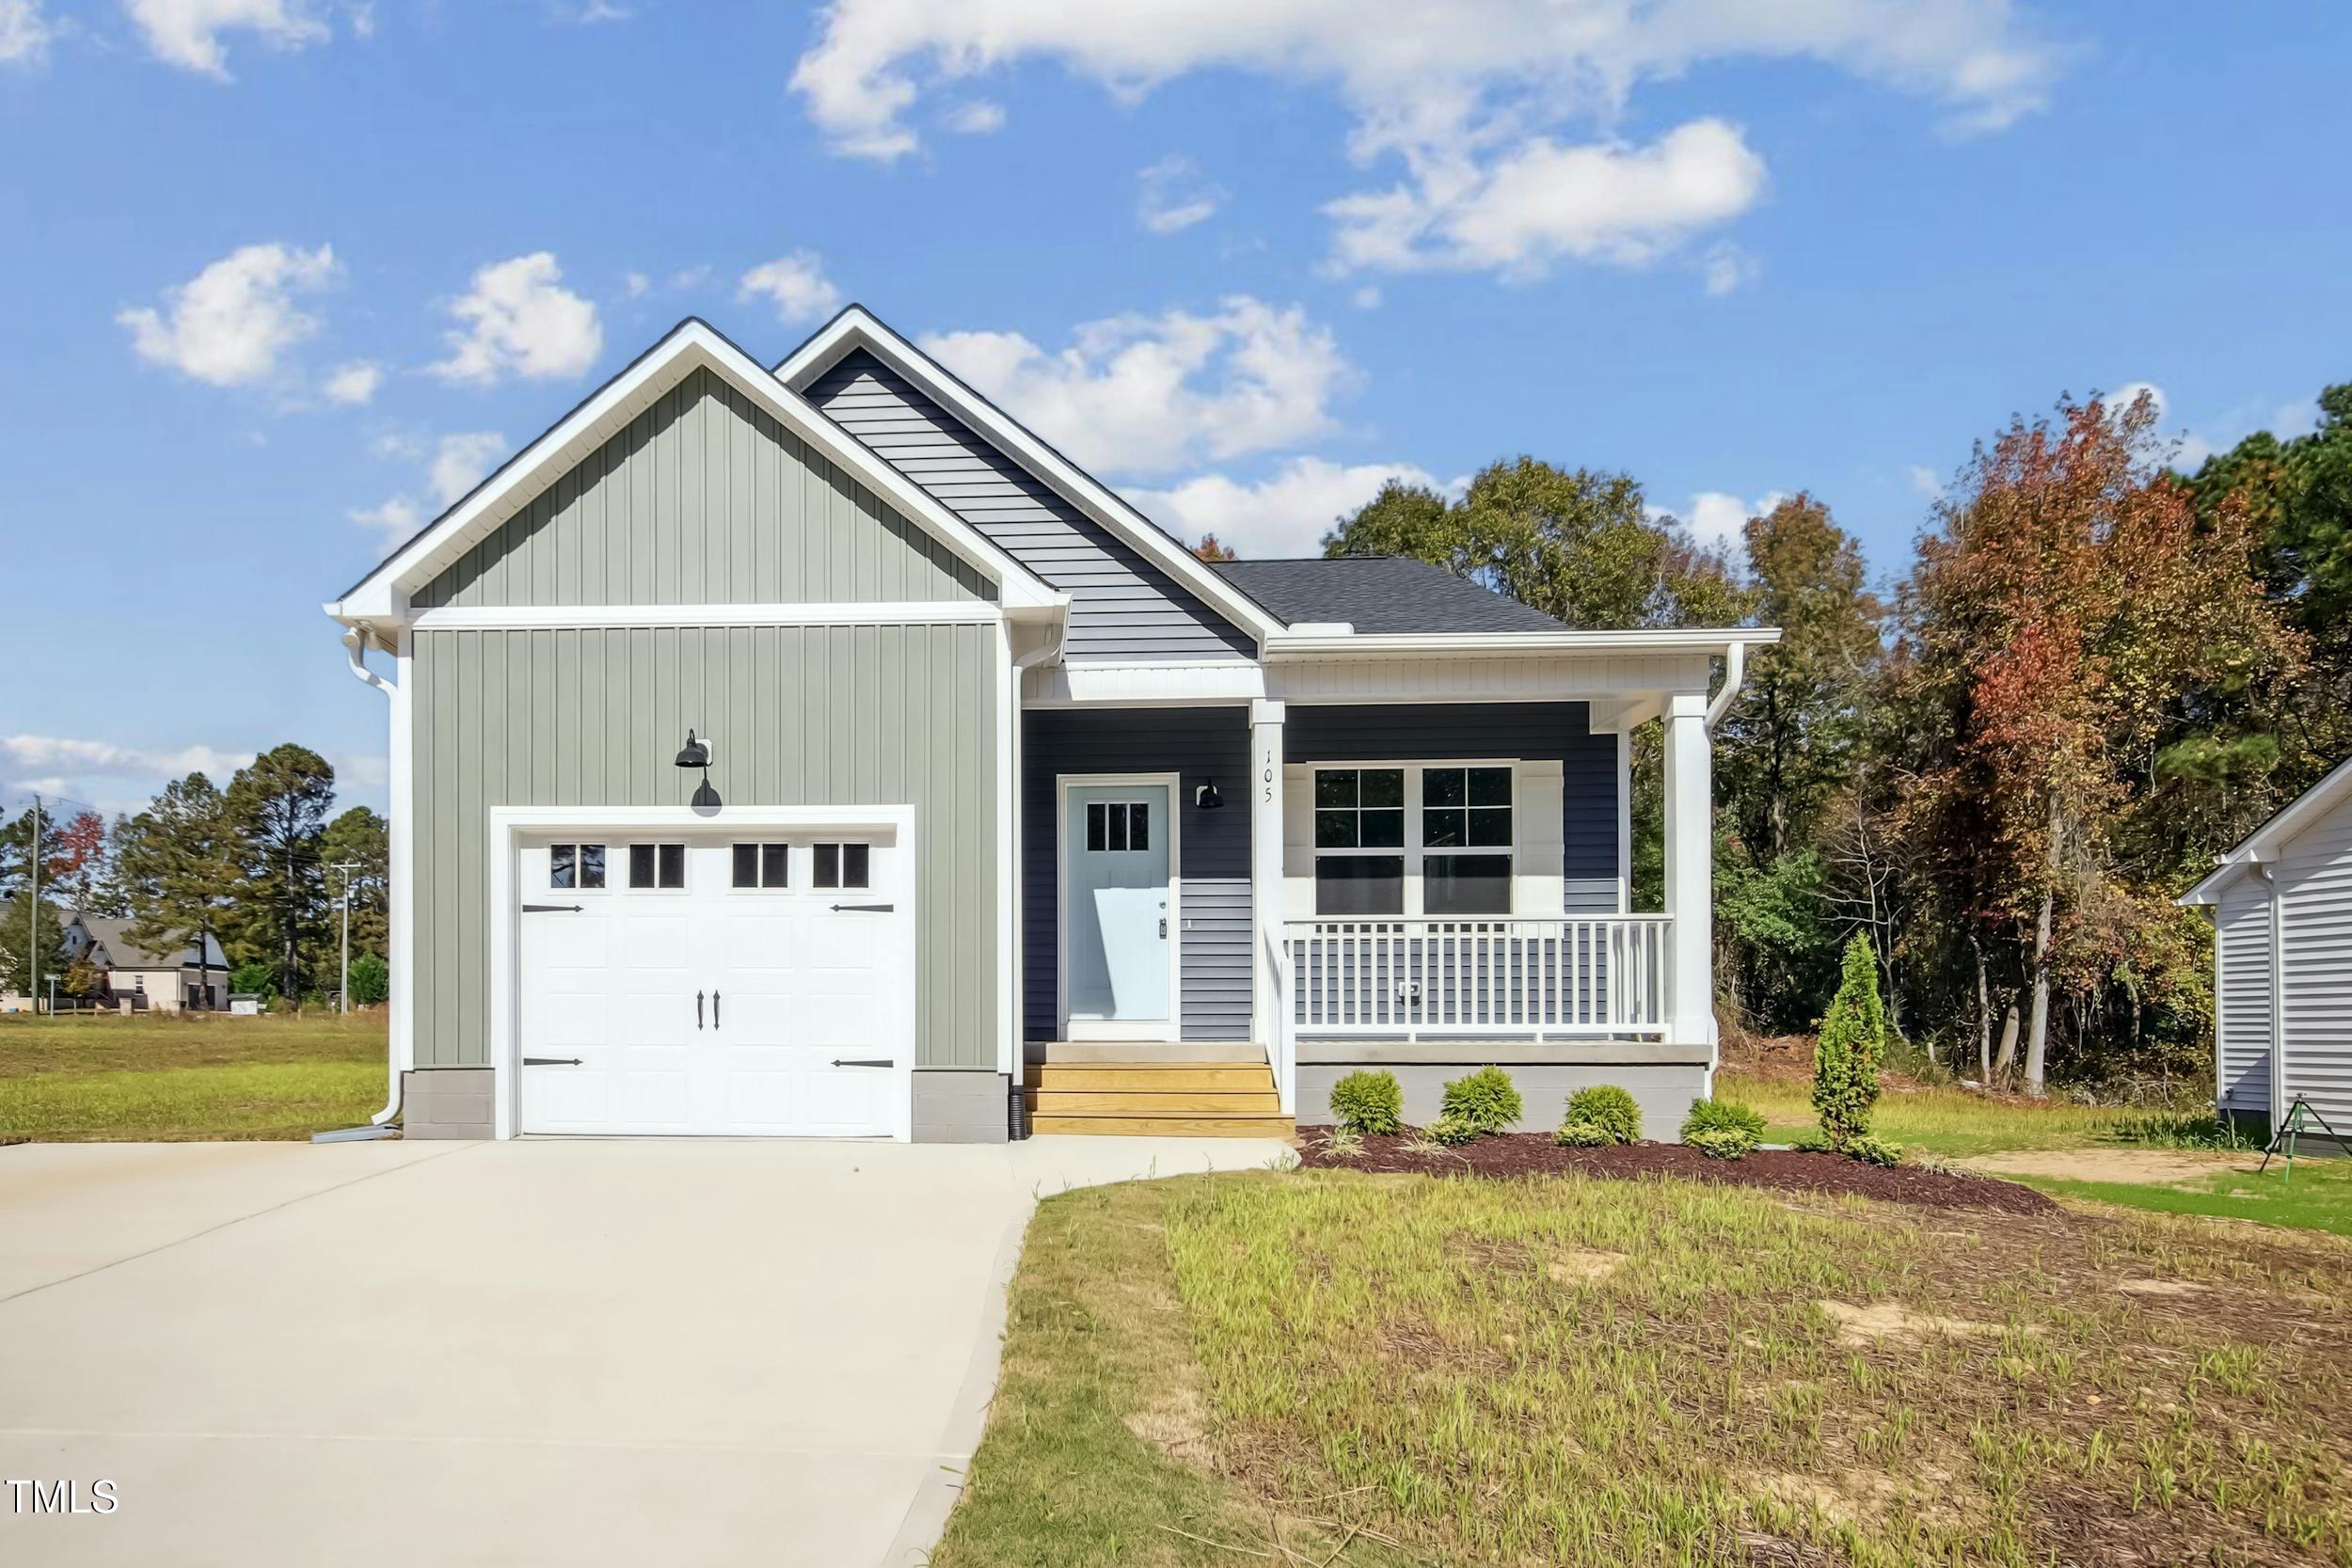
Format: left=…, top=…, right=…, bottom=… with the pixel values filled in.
left=1702, top=640, right=1748, bottom=731
left=1004, top=608, right=1068, bottom=1132
left=2256, top=862, right=2287, bottom=1134
left=342, top=626, right=405, bottom=1128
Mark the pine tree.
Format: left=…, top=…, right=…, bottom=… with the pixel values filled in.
left=1813, top=933, right=1887, bottom=1150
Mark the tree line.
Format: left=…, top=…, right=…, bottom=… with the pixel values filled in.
left=0, top=744, right=387, bottom=1009
left=1320, top=384, right=2352, bottom=1096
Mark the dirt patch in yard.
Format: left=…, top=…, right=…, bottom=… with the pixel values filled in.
left=1963, top=1148, right=2249, bottom=1185
left=1296, top=1131, right=2059, bottom=1215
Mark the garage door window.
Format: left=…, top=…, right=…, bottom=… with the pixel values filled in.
left=732, top=842, right=791, bottom=889
left=814, top=842, right=869, bottom=890
left=550, top=843, right=606, bottom=891
left=628, top=842, right=686, bottom=890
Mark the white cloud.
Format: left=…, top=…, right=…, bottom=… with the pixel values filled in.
left=920, top=296, right=1352, bottom=476
left=0, top=0, right=54, bottom=64
left=428, top=431, right=506, bottom=506
left=322, top=358, right=382, bottom=405
left=1136, top=153, right=1225, bottom=234
left=789, top=1, right=2058, bottom=272
left=1324, top=118, right=1768, bottom=277
left=430, top=252, right=603, bottom=386
left=1348, top=285, right=1380, bottom=309
left=942, top=99, right=1005, bottom=134
left=622, top=270, right=652, bottom=298
left=1656, top=489, right=1785, bottom=565
left=347, top=495, right=421, bottom=548
left=1702, top=240, right=1760, bottom=296
left=738, top=251, right=842, bottom=325
left=1129, top=456, right=1446, bottom=558
left=2, top=734, right=256, bottom=788
left=126, top=0, right=329, bottom=78
left=118, top=242, right=339, bottom=388
left=1906, top=464, right=1943, bottom=498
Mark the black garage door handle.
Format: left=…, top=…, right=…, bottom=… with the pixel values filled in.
left=524, top=1056, right=582, bottom=1067
left=522, top=903, right=583, bottom=913
left=830, top=1058, right=894, bottom=1069
left=830, top=902, right=894, bottom=912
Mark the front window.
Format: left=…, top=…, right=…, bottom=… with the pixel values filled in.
left=1311, top=764, right=1517, bottom=917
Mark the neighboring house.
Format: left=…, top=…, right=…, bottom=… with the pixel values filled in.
left=2180, top=754, right=2352, bottom=1149
left=326, top=309, right=1775, bottom=1143
left=59, top=913, right=230, bottom=1011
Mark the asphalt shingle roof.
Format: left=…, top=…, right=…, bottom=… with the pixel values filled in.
left=1209, top=556, right=1567, bottom=635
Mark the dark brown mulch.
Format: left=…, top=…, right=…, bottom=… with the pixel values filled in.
left=1295, top=1130, right=2059, bottom=1216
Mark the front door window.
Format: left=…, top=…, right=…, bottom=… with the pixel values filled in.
left=1065, top=783, right=1173, bottom=1029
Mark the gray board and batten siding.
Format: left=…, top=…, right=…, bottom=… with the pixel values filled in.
left=1021, top=707, right=1252, bottom=1043
left=404, top=379, right=1003, bottom=1075
left=805, top=348, right=1257, bottom=661
left=1289, top=702, right=1621, bottom=911
left=413, top=366, right=994, bottom=610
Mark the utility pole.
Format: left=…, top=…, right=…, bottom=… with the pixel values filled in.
left=329, top=861, right=361, bottom=1014
left=26, top=795, right=39, bottom=1015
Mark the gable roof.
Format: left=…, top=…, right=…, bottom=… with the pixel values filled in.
left=1209, top=557, right=1570, bottom=634
left=773, top=306, right=1282, bottom=644
left=2180, top=751, right=2352, bottom=906
left=327, top=318, right=1065, bottom=631
left=70, top=914, right=226, bottom=971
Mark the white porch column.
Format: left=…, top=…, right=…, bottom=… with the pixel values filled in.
left=1249, top=699, right=1290, bottom=1109
left=1661, top=690, right=1714, bottom=1054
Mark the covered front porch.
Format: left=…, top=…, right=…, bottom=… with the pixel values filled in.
left=1016, top=626, right=1772, bottom=1132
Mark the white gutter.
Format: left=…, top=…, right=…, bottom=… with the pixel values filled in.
left=342, top=626, right=404, bottom=1129
left=1702, top=641, right=1749, bottom=730
left=1260, top=626, right=1783, bottom=659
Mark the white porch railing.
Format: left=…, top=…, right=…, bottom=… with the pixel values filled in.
left=1284, top=915, right=1671, bottom=1038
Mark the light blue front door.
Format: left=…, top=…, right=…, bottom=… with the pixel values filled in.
left=1064, top=783, right=1172, bottom=1031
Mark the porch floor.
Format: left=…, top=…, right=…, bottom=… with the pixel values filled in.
left=1025, top=1058, right=1292, bottom=1139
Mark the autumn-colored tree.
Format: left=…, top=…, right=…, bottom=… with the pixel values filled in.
left=51, top=811, right=112, bottom=913
left=1191, top=533, right=1237, bottom=562
left=1896, top=393, right=2303, bottom=1093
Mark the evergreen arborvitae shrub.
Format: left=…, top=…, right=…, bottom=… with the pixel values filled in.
left=1565, top=1085, right=1642, bottom=1145
left=1328, top=1069, right=1404, bottom=1135
left=1440, top=1067, right=1522, bottom=1134
left=1812, top=933, right=1888, bottom=1152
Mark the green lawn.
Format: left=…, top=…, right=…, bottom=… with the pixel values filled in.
left=0, top=1011, right=386, bottom=1142
left=937, top=1170, right=2352, bottom=1568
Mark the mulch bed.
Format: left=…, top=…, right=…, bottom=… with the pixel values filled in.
left=1295, top=1130, right=2058, bottom=1216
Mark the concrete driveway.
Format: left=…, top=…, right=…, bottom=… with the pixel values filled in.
left=0, top=1134, right=1288, bottom=1566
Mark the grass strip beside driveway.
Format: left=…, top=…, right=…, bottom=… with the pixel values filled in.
left=0, top=1061, right=386, bottom=1142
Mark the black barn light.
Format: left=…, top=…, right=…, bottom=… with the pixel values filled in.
left=676, top=729, right=721, bottom=811
left=1194, top=779, right=1224, bottom=810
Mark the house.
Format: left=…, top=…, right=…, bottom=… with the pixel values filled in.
left=325, top=309, right=1775, bottom=1143
left=59, top=913, right=230, bottom=1011
left=2180, top=753, right=2352, bottom=1150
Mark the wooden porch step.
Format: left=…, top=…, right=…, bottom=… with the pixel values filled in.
left=1028, top=1112, right=1295, bottom=1139
left=1025, top=1040, right=1263, bottom=1065
left=1026, top=1090, right=1280, bottom=1116
left=1028, top=1063, right=1273, bottom=1092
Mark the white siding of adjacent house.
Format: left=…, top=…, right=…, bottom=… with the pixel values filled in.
left=2276, top=785, right=2352, bottom=1128
left=2215, top=876, right=2274, bottom=1117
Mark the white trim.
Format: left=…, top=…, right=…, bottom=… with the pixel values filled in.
left=486, top=802, right=918, bottom=1142
left=329, top=320, right=1064, bottom=623
left=341, top=626, right=412, bottom=1125
left=2182, top=750, right=2352, bottom=905
left=1616, top=728, right=1632, bottom=914
left=2260, top=863, right=2288, bottom=1131
left=1248, top=703, right=1289, bottom=1111
left=1263, top=626, right=1784, bottom=659
left=993, top=618, right=1017, bottom=1080
left=410, top=600, right=1005, bottom=632
left=1054, top=772, right=1184, bottom=1043
left=775, top=308, right=1282, bottom=642
left=1022, top=659, right=1264, bottom=707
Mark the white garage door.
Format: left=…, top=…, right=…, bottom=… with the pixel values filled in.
left=516, top=832, right=907, bottom=1137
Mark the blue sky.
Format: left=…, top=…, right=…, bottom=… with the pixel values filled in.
left=3, top=0, right=2347, bottom=820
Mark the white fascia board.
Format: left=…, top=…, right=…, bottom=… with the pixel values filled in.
left=1261, top=626, right=1784, bottom=660
left=411, top=601, right=1004, bottom=631
left=327, top=320, right=1063, bottom=627
left=1023, top=659, right=1265, bottom=707
left=2180, top=750, right=2352, bottom=906
left=775, top=308, right=1283, bottom=643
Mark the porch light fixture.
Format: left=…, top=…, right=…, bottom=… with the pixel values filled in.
left=676, top=730, right=721, bottom=813
left=1194, top=780, right=1224, bottom=810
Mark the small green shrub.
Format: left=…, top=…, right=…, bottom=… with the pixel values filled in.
left=1316, top=1126, right=1366, bottom=1159
left=1565, top=1085, right=1641, bottom=1145
left=1813, top=933, right=1887, bottom=1151
left=1845, top=1133, right=1903, bottom=1167
left=1789, top=1128, right=1835, bottom=1154
left=1440, top=1066, right=1522, bottom=1134
left=1425, top=1113, right=1481, bottom=1147
left=1685, top=1127, right=1757, bottom=1161
left=1328, top=1069, right=1404, bottom=1135
left=348, top=954, right=389, bottom=1006
left=1554, top=1119, right=1614, bottom=1148
left=1681, top=1097, right=1764, bottom=1159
